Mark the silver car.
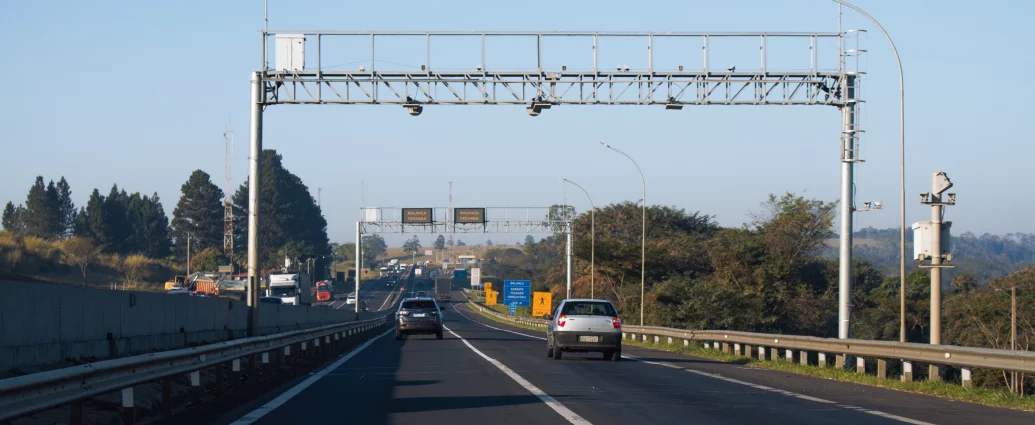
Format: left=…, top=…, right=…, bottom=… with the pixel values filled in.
left=546, top=299, right=622, bottom=361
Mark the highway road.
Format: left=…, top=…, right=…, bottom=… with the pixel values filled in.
left=326, top=278, right=400, bottom=312
left=215, top=291, right=1032, bottom=425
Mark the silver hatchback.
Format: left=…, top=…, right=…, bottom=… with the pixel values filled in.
left=546, top=299, right=622, bottom=361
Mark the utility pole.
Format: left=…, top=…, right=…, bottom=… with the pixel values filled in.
left=1011, top=282, right=1018, bottom=393
left=918, top=171, right=955, bottom=380
left=448, top=181, right=454, bottom=247
left=186, top=232, right=192, bottom=277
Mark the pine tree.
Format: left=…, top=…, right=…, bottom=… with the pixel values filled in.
left=44, top=180, right=62, bottom=238
left=170, top=170, right=224, bottom=260
left=2, top=202, right=19, bottom=232
left=128, top=193, right=171, bottom=258
left=102, top=185, right=130, bottom=253
left=56, top=177, right=75, bottom=238
left=23, top=176, right=50, bottom=237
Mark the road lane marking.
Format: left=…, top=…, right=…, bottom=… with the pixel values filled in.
left=624, top=355, right=935, bottom=425
left=229, top=328, right=392, bottom=425
left=444, top=325, right=593, bottom=425
left=457, top=304, right=935, bottom=425
left=451, top=304, right=546, bottom=340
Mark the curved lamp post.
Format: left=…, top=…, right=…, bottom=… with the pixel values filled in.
left=601, top=142, right=646, bottom=326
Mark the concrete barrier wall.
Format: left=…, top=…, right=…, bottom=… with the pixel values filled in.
left=0, top=281, right=360, bottom=371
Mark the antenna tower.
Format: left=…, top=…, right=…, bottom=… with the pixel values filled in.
left=223, top=122, right=234, bottom=264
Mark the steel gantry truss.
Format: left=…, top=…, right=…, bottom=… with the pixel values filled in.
left=246, top=28, right=869, bottom=341
left=261, top=31, right=850, bottom=108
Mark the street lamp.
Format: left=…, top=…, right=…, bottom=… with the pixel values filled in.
left=832, top=0, right=907, bottom=344
left=601, top=142, right=646, bottom=326
left=562, top=177, right=595, bottom=298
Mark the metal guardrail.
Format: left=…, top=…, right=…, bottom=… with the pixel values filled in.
left=465, top=300, right=1035, bottom=387
left=0, top=312, right=395, bottom=423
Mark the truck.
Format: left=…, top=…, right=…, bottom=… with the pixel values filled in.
left=267, top=272, right=313, bottom=305
left=435, top=277, right=451, bottom=301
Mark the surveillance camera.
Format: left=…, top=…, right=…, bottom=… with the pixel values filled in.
left=947, top=193, right=956, bottom=204
left=616, top=65, right=621, bottom=71
left=874, top=201, right=883, bottom=208
left=624, top=65, right=630, bottom=71
left=562, top=64, right=567, bottom=71
left=359, top=65, right=366, bottom=72
left=920, top=192, right=929, bottom=203
left=863, top=202, right=871, bottom=209
left=526, top=107, right=540, bottom=117
left=678, top=65, right=684, bottom=71
left=406, top=105, right=423, bottom=116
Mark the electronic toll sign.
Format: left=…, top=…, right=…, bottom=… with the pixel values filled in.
left=454, top=208, right=486, bottom=224
left=402, top=208, right=433, bottom=224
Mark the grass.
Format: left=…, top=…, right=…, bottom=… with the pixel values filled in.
left=466, top=301, right=1035, bottom=413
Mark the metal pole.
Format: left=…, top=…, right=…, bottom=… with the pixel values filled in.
left=562, top=178, right=595, bottom=298
left=1012, top=283, right=1018, bottom=393
left=355, top=222, right=362, bottom=315
left=566, top=221, right=573, bottom=299
left=247, top=72, right=263, bottom=337
left=186, top=233, right=191, bottom=278
left=929, top=174, right=943, bottom=380
left=837, top=75, right=858, bottom=340
left=601, top=143, right=646, bottom=326
left=834, top=0, right=907, bottom=349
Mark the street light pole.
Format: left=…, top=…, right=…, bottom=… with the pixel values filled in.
left=832, top=0, right=906, bottom=344
left=562, top=178, right=595, bottom=298
left=601, top=143, right=646, bottom=326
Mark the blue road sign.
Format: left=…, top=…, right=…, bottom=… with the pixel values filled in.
left=503, top=280, right=531, bottom=307
left=509, top=303, right=517, bottom=315
left=454, top=270, right=468, bottom=279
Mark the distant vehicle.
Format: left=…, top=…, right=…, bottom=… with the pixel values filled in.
left=216, top=279, right=247, bottom=300
left=546, top=299, right=622, bottom=361
left=316, top=283, right=332, bottom=302
left=164, top=276, right=187, bottom=291
left=395, top=298, right=442, bottom=340
left=416, top=291, right=427, bottom=298
left=346, top=292, right=357, bottom=305
left=259, top=296, right=284, bottom=304
left=267, top=273, right=313, bottom=305
left=435, top=278, right=450, bottom=301
left=167, top=287, right=190, bottom=295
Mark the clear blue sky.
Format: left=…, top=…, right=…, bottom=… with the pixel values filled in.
left=3, top=0, right=1032, bottom=246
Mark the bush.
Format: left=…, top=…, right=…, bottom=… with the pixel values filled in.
left=122, top=254, right=152, bottom=284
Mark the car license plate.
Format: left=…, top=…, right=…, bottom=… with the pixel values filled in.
left=579, top=335, right=599, bottom=343
left=413, top=312, right=426, bottom=318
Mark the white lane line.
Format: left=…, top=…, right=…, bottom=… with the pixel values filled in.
left=444, top=325, right=592, bottom=425
left=457, top=304, right=935, bottom=425
left=451, top=304, right=546, bottom=341
left=229, top=328, right=392, bottom=425
left=624, top=355, right=935, bottom=425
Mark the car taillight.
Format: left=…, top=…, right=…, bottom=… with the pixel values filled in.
left=612, top=316, right=621, bottom=329
left=558, top=314, right=567, bottom=327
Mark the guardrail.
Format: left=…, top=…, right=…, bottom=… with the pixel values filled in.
left=465, top=300, right=1035, bottom=389
left=0, top=312, right=394, bottom=424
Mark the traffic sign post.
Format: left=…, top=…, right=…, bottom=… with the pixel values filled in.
left=509, top=303, right=517, bottom=316
left=503, top=280, right=531, bottom=307
left=532, top=291, right=552, bottom=318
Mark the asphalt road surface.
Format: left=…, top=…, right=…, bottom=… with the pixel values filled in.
left=217, top=291, right=1033, bottom=425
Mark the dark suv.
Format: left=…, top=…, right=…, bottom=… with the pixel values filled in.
left=395, top=298, right=443, bottom=340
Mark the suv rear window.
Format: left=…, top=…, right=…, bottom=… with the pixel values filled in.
left=561, top=301, right=616, bottom=317
left=402, top=300, right=437, bottom=309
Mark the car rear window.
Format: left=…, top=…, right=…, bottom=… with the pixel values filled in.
left=402, top=300, right=436, bottom=309
left=561, top=301, right=616, bottom=317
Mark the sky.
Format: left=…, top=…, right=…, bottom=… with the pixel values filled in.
left=3, top=0, right=1033, bottom=247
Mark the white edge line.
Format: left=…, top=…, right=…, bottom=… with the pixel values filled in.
left=456, top=303, right=936, bottom=425
left=444, top=325, right=592, bottom=425
left=229, top=328, right=392, bottom=425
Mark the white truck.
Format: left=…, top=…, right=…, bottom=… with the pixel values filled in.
left=267, top=272, right=313, bottom=305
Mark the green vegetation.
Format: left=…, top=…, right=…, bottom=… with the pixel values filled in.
left=477, top=193, right=1033, bottom=395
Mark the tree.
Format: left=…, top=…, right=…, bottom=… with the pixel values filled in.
left=337, top=242, right=356, bottom=261
left=231, top=150, right=330, bottom=267
left=23, top=176, right=59, bottom=238
left=486, top=239, right=494, bottom=246
left=61, top=237, right=100, bottom=284
left=434, top=235, right=446, bottom=250
left=2, top=202, right=23, bottom=233
left=456, top=239, right=466, bottom=247
left=403, top=235, right=422, bottom=254
left=170, top=170, right=224, bottom=260
left=100, top=185, right=131, bottom=254
left=362, top=234, right=387, bottom=268
left=55, top=177, right=75, bottom=238
left=126, top=193, right=171, bottom=258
